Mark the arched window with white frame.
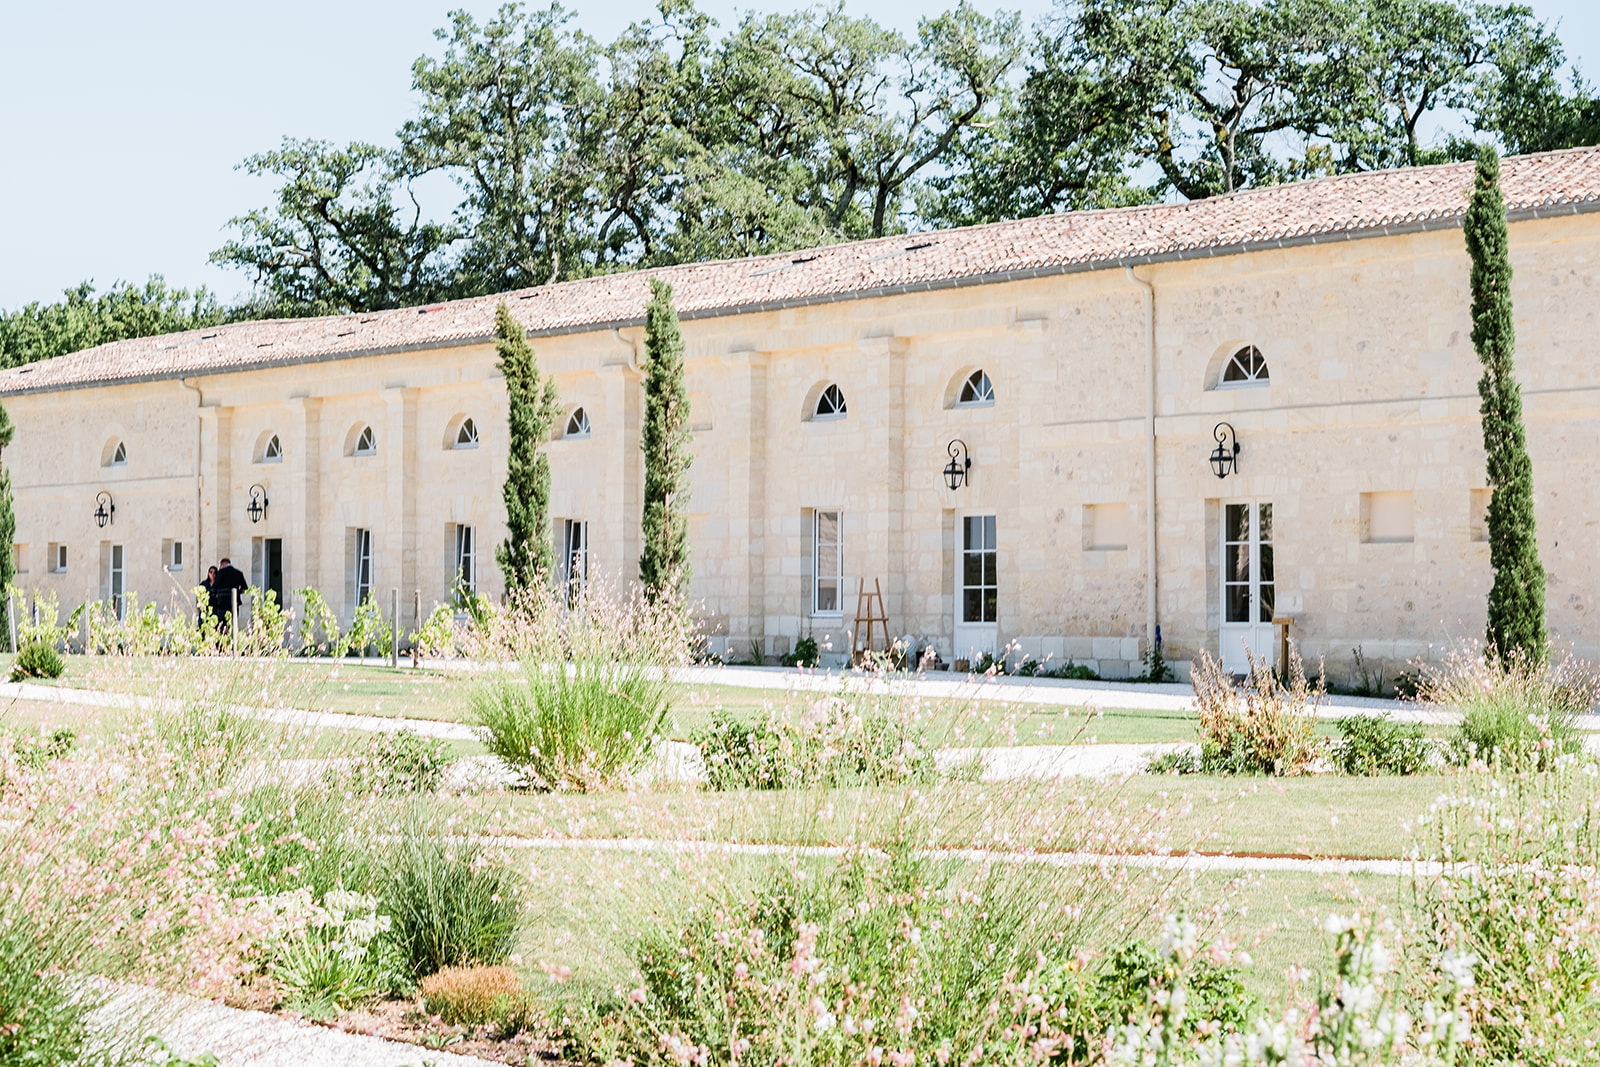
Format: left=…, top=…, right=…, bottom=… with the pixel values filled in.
left=565, top=408, right=591, bottom=439
left=105, top=439, right=127, bottom=467
left=454, top=418, right=479, bottom=448
left=1218, top=345, right=1269, bottom=387
left=813, top=384, right=847, bottom=420
left=956, top=370, right=994, bottom=407
left=353, top=425, right=376, bottom=456
left=261, top=434, right=282, bottom=463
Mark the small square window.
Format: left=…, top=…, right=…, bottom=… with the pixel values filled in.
left=1362, top=491, right=1415, bottom=544
left=1083, top=503, right=1130, bottom=551
left=164, top=540, right=184, bottom=571
left=50, top=543, right=67, bottom=574
left=12, top=543, right=26, bottom=575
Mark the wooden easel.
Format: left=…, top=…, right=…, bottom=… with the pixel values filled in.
left=851, top=578, right=890, bottom=666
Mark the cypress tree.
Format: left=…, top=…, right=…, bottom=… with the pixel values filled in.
left=639, top=279, right=693, bottom=599
left=0, top=404, right=13, bottom=650
left=1465, top=145, right=1546, bottom=661
left=492, top=301, right=559, bottom=593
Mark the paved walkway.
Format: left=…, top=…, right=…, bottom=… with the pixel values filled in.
left=487, top=831, right=1444, bottom=878
left=96, top=983, right=500, bottom=1067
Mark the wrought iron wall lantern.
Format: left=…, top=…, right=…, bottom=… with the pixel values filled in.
left=247, top=484, right=269, bottom=524
left=943, top=439, right=972, bottom=491
left=1210, top=422, right=1241, bottom=479
left=94, top=491, right=115, bottom=528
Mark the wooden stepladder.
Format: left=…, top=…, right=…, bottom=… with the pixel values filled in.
left=851, top=578, right=890, bottom=666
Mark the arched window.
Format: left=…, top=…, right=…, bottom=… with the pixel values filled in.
left=353, top=425, right=376, bottom=456
left=262, top=434, right=282, bottom=462
left=454, top=418, right=479, bottom=448
left=565, top=408, right=591, bottom=439
left=108, top=441, right=127, bottom=467
left=956, top=370, right=995, bottom=407
left=813, top=384, right=847, bottom=420
left=1220, top=345, right=1269, bottom=387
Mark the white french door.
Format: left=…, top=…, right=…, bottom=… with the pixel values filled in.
left=1219, top=501, right=1276, bottom=674
left=953, top=514, right=998, bottom=663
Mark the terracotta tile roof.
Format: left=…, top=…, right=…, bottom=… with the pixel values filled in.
left=7, top=146, right=1600, bottom=396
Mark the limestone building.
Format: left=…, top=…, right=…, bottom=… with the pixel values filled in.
left=4, top=148, right=1599, bottom=680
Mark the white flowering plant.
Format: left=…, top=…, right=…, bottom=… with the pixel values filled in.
left=1107, top=913, right=1473, bottom=1067
left=264, top=887, right=406, bottom=1017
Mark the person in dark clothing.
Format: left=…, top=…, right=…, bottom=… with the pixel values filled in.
left=210, top=558, right=249, bottom=629
left=199, top=565, right=218, bottom=625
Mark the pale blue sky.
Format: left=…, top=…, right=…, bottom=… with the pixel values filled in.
left=2, top=0, right=1594, bottom=309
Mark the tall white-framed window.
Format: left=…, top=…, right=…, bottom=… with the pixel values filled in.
left=813, top=510, right=843, bottom=615
left=165, top=540, right=184, bottom=571
left=961, top=515, right=998, bottom=624
left=109, top=543, right=125, bottom=620
left=454, top=524, right=477, bottom=594
left=353, top=528, right=373, bottom=605
left=560, top=519, right=589, bottom=600
left=454, top=418, right=479, bottom=449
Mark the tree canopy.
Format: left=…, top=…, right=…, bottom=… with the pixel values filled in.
left=0, top=277, right=226, bottom=369
left=214, top=0, right=1597, bottom=317
left=6, top=0, right=1599, bottom=352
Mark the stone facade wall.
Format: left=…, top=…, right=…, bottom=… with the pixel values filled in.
left=7, top=215, right=1597, bottom=684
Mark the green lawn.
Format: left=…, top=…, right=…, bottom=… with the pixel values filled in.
left=21, top=655, right=1219, bottom=746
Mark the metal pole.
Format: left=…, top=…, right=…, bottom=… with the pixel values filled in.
left=412, top=588, right=421, bottom=667
left=231, top=587, right=239, bottom=658
left=389, top=587, right=399, bottom=669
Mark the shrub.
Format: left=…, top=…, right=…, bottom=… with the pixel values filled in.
left=384, top=823, right=522, bottom=980
left=1191, top=644, right=1323, bottom=775
left=346, top=729, right=455, bottom=794
left=1331, top=714, right=1433, bottom=776
left=297, top=586, right=343, bottom=656
left=1145, top=747, right=1201, bottom=775
left=411, top=602, right=460, bottom=659
left=779, top=635, right=820, bottom=668
left=474, top=659, right=670, bottom=791
left=1014, top=657, right=1100, bottom=680
left=10, top=638, right=63, bottom=681
left=1134, top=641, right=1175, bottom=683
left=1107, top=914, right=1475, bottom=1065
left=9, top=725, right=76, bottom=771
left=591, top=849, right=1231, bottom=1067
left=419, top=965, right=535, bottom=1033
left=692, top=695, right=936, bottom=790
left=266, top=888, right=404, bottom=1018
left=1426, top=650, right=1598, bottom=770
